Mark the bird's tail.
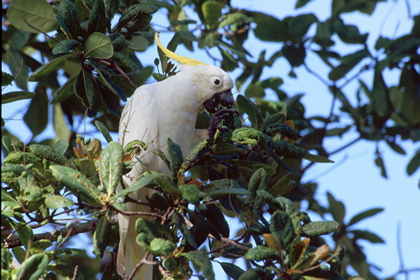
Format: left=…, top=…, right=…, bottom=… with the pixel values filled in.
left=117, top=193, right=154, bottom=280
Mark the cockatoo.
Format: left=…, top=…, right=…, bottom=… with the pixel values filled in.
left=117, top=33, right=234, bottom=279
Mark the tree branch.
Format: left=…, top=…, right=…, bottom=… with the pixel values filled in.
left=3, top=215, right=118, bottom=249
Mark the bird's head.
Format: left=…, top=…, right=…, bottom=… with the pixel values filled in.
left=155, top=33, right=234, bottom=113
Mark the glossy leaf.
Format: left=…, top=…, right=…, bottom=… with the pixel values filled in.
left=84, top=32, right=113, bottom=59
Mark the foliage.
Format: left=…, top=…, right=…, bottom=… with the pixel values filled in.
left=1, top=0, right=418, bottom=280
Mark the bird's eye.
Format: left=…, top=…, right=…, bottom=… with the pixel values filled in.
left=213, top=78, right=221, bottom=85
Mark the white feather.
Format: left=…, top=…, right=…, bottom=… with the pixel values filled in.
left=117, top=64, right=233, bottom=279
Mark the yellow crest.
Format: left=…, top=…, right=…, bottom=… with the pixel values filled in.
left=155, top=32, right=208, bottom=66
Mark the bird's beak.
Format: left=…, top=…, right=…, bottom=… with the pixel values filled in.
left=203, top=90, right=234, bottom=113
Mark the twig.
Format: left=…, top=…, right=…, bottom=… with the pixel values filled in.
left=23, top=19, right=60, bottom=42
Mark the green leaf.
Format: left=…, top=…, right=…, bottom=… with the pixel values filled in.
left=93, top=215, right=111, bottom=258
left=237, top=95, right=264, bottom=130
left=127, top=34, right=149, bottom=51
left=348, top=208, right=384, bottom=227
left=95, top=121, right=114, bottom=143
left=287, top=13, right=317, bottom=42
left=84, top=32, right=113, bottom=59
left=29, top=239, right=53, bottom=254
left=250, top=12, right=288, bottom=42
left=172, top=211, right=197, bottom=249
left=179, top=184, right=200, bottom=204
left=202, top=1, right=223, bottom=29
left=149, top=238, right=176, bottom=256
left=184, top=251, right=215, bottom=280
left=14, top=253, right=49, bottom=280
left=327, top=192, right=345, bottom=224
left=52, top=139, right=69, bottom=155
left=13, top=222, right=33, bottom=251
left=244, top=246, right=280, bottom=261
left=57, top=0, right=83, bottom=39
left=374, top=152, right=388, bottom=178
left=28, top=54, right=73, bottom=81
left=220, top=262, right=245, bottom=280
left=87, top=0, right=108, bottom=36
left=200, top=204, right=230, bottom=238
left=52, top=39, right=79, bottom=55
left=167, top=138, right=183, bottom=179
left=30, top=144, right=69, bottom=165
left=2, top=72, right=14, bottom=86
left=1, top=91, right=35, bottom=104
left=350, top=229, right=385, bottom=243
left=301, top=221, right=339, bottom=236
left=23, top=89, right=48, bottom=137
left=4, top=48, right=29, bottom=90
left=248, top=167, right=268, bottom=203
left=407, top=149, right=420, bottom=176
left=44, top=195, right=73, bottom=209
left=7, top=0, right=58, bottom=33
left=304, top=153, right=334, bottom=163
left=334, top=18, right=367, bottom=44
left=74, top=69, right=100, bottom=111
left=270, top=211, right=295, bottom=250
left=371, top=63, right=392, bottom=118
left=2, top=248, right=14, bottom=270
left=329, top=48, right=370, bottom=81
left=115, top=173, right=156, bottom=198
left=237, top=268, right=265, bottom=280
left=52, top=75, right=76, bottom=104
left=100, top=141, right=124, bottom=196
left=50, top=165, right=102, bottom=206
left=295, top=0, right=313, bottom=8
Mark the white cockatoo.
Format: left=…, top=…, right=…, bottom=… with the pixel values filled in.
left=117, top=33, right=234, bottom=279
